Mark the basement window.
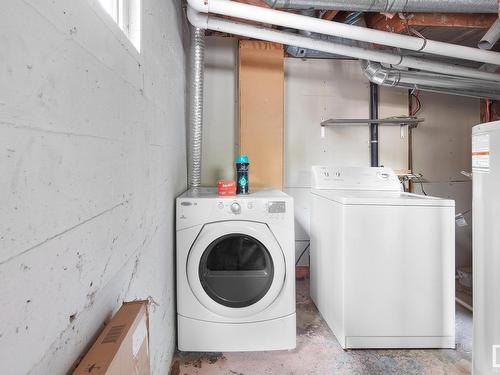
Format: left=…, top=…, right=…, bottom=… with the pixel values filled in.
left=97, top=0, right=141, bottom=52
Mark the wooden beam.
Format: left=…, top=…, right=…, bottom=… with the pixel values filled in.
left=366, top=13, right=498, bottom=34
left=481, top=100, right=500, bottom=123
left=239, top=41, right=284, bottom=190
left=322, top=10, right=339, bottom=21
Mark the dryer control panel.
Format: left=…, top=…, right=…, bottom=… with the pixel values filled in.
left=215, top=199, right=287, bottom=218
left=176, top=188, right=293, bottom=230
left=268, top=201, right=286, bottom=213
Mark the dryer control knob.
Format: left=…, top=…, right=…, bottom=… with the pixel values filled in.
left=230, top=202, right=241, bottom=214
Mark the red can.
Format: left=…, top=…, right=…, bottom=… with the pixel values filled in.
left=217, top=180, right=237, bottom=196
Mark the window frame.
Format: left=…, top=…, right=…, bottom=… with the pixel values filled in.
left=93, top=0, right=141, bottom=53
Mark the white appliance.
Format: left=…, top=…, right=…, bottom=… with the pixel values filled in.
left=472, top=121, right=500, bottom=375
left=310, top=166, right=456, bottom=349
left=176, top=188, right=296, bottom=352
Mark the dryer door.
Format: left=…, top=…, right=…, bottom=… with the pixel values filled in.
left=187, top=221, right=286, bottom=318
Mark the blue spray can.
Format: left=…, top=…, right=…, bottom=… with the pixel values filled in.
left=236, top=155, right=250, bottom=194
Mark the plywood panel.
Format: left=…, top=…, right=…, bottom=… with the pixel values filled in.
left=239, top=41, right=284, bottom=190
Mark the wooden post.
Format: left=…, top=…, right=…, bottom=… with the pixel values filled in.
left=239, top=40, right=284, bottom=190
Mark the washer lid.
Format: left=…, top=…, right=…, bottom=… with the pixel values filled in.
left=187, top=221, right=286, bottom=318
left=312, top=189, right=455, bottom=207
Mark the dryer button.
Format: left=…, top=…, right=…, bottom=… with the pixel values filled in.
left=230, top=202, right=241, bottom=214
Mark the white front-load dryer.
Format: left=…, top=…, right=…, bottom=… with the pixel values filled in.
left=176, top=188, right=296, bottom=352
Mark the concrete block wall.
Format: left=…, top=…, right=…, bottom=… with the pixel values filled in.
left=0, top=1, right=188, bottom=374
left=411, top=92, right=480, bottom=271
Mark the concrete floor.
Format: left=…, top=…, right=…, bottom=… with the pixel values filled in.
left=170, top=278, right=472, bottom=375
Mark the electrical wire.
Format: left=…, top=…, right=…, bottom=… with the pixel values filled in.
left=410, top=89, right=422, bottom=116
left=456, top=208, right=472, bottom=217
left=410, top=173, right=427, bottom=195
left=296, top=242, right=310, bottom=266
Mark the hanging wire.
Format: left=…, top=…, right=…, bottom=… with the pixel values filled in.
left=409, top=173, right=427, bottom=195
left=410, top=89, right=422, bottom=116
left=296, top=242, right=310, bottom=266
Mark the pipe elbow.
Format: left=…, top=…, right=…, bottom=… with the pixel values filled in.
left=361, top=60, right=386, bottom=85
left=187, top=0, right=209, bottom=14
left=187, top=6, right=209, bottom=29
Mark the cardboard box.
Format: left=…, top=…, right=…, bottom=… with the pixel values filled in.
left=73, top=301, right=150, bottom=375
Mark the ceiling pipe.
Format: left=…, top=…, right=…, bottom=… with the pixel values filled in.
left=187, top=7, right=500, bottom=82
left=260, top=0, right=498, bottom=14
left=187, top=0, right=500, bottom=65
left=361, top=61, right=500, bottom=99
left=287, top=11, right=368, bottom=59
left=479, top=19, right=500, bottom=50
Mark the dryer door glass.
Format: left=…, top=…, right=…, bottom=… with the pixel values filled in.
left=199, top=233, right=274, bottom=308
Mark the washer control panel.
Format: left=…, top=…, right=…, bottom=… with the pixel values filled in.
left=311, top=166, right=401, bottom=191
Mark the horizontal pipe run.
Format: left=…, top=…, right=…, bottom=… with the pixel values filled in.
left=261, top=0, right=499, bottom=13
left=187, top=0, right=500, bottom=66
left=187, top=7, right=500, bottom=82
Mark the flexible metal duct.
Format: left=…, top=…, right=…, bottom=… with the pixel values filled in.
left=361, top=61, right=500, bottom=99
left=187, top=7, right=500, bottom=82
left=261, top=0, right=498, bottom=13
left=189, top=26, right=205, bottom=188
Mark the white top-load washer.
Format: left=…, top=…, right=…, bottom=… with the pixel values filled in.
left=310, top=166, right=455, bottom=349
left=176, top=188, right=296, bottom=352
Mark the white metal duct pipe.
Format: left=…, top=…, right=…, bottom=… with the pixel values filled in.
left=479, top=19, right=500, bottom=50
left=361, top=61, right=500, bottom=99
left=189, top=26, right=205, bottom=188
left=187, top=7, right=500, bottom=82
left=187, top=0, right=500, bottom=65
left=260, top=0, right=498, bottom=13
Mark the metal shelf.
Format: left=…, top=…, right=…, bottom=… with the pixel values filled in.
left=321, top=117, right=424, bottom=127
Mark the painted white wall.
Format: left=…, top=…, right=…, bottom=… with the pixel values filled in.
left=0, top=1, right=187, bottom=374
left=283, top=58, right=409, bottom=265
left=411, top=92, right=480, bottom=271
left=202, top=36, right=239, bottom=186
